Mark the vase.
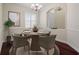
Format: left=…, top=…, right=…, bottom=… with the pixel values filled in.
left=33, top=26, right=38, bottom=32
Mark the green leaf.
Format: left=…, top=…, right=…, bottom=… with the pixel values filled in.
left=4, top=18, right=14, bottom=27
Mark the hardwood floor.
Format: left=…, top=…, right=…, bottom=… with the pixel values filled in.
left=0, top=41, right=79, bottom=55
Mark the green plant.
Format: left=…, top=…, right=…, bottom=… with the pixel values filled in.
left=4, top=18, right=15, bottom=36
left=4, top=18, right=14, bottom=27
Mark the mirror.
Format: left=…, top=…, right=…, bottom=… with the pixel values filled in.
left=47, top=7, right=65, bottom=29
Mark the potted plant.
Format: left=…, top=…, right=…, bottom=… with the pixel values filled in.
left=4, top=18, right=14, bottom=43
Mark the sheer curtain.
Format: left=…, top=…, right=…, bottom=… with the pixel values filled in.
left=25, top=13, right=36, bottom=28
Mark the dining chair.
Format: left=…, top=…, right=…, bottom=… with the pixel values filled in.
left=39, top=35, right=56, bottom=55
left=11, top=35, right=30, bottom=55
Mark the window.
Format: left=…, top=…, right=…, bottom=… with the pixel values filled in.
left=25, top=13, right=36, bottom=28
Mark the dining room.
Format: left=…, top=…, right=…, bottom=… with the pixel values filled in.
left=0, top=3, right=79, bottom=55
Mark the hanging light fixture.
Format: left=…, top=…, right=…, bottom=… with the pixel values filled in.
left=31, top=3, right=42, bottom=12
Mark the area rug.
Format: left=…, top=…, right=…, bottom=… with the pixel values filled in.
left=9, top=44, right=60, bottom=55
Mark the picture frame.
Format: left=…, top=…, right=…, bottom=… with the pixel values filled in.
left=8, top=11, right=20, bottom=27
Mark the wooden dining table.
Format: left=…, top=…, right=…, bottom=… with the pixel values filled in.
left=30, top=35, right=41, bottom=51
left=23, top=31, right=50, bottom=51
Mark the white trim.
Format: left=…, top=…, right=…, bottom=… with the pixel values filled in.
left=66, top=28, right=79, bottom=32
left=56, top=39, right=68, bottom=44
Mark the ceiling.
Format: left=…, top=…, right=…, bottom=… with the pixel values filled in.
left=15, top=3, right=53, bottom=8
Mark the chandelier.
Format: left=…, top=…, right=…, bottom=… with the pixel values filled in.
left=31, top=4, right=42, bottom=12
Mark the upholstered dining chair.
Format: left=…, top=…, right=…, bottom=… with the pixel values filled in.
left=11, top=35, right=30, bottom=55
left=39, top=35, right=56, bottom=55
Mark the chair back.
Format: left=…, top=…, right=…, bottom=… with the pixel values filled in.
left=13, top=35, right=28, bottom=48
left=39, top=35, right=56, bottom=49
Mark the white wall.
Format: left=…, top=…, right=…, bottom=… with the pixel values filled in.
left=51, top=29, right=67, bottom=43
left=3, top=4, right=30, bottom=27
left=67, top=3, right=79, bottom=52
left=0, top=4, right=4, bottom=52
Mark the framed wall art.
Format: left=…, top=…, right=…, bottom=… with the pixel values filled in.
left=8, top=11, right=20, bottom=26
